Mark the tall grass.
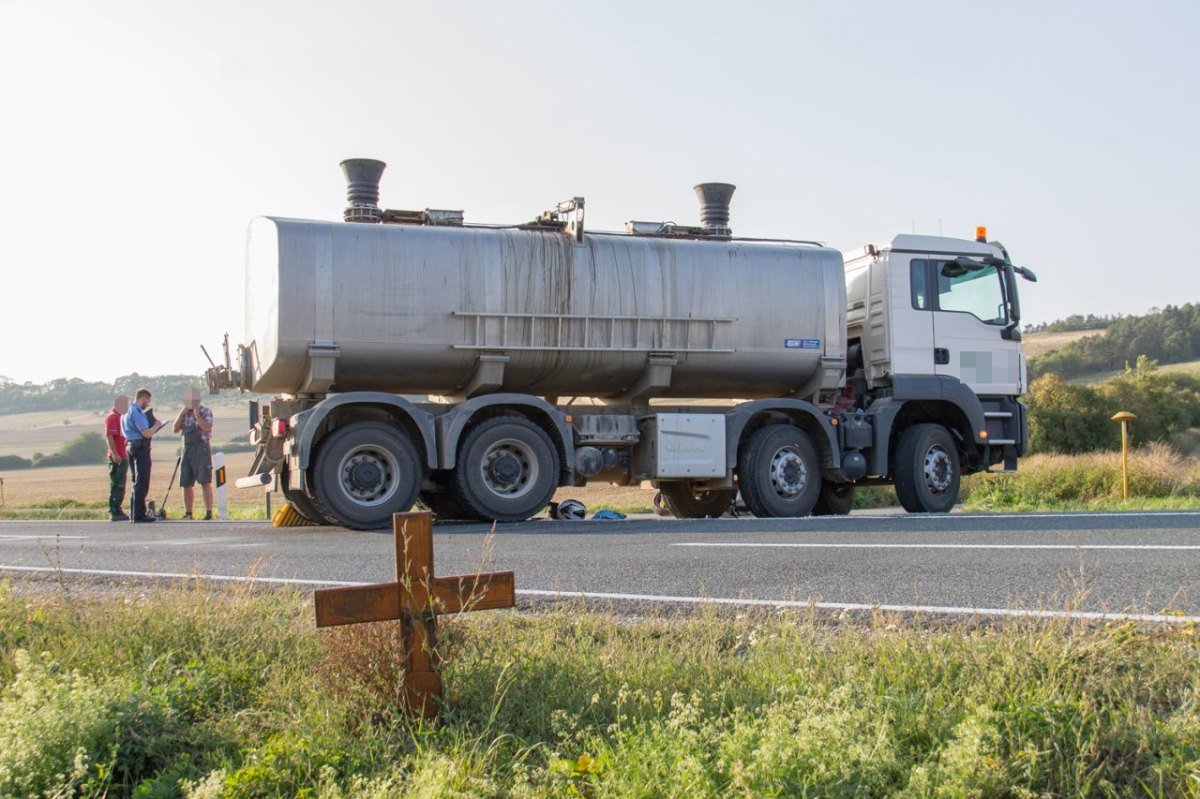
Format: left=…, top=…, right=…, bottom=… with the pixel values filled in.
left=1, top=580, right=1198, bottom=796
left=965, top=442, right=1200, bottom=511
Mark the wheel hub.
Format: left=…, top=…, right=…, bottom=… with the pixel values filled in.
left=480, top=438, right=538, bottom=498
left=923, top=446, right=953, bottom=493
left=349, top=461, right=382, bottom=491
left=487, top=452, right=523, bottom=489
left=338, top=446, right=398, bottom=505
left=769, top=448, right=809, bottom=498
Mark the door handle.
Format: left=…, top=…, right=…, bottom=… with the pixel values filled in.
left=934, top=348, right=950, bottom=365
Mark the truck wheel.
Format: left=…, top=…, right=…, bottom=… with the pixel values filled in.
left=736, top=425, right=821, bottom=518
left=312, top=422, right=422, bottom=530
left=894, top=424, right=960, bottom=513
left=813, top=482, right=855, bottom=516
left=450, top=416, right=559, bottom=522
left=659, top=481, right=736, bottom=519
left=281, top=467, right=332, bottom=525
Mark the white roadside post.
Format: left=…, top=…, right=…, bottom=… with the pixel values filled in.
left=214, top=451, right=230, bottom=520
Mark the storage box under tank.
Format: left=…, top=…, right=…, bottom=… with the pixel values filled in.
left=633, top=414, right=726, bottom=478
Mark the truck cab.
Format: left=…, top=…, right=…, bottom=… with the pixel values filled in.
left=844, top=232, right=1031, bottom=397
left=843, top=231, right=1037, bottom=507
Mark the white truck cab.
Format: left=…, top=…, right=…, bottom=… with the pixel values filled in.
left=844, top=232, right=1031, bottom=398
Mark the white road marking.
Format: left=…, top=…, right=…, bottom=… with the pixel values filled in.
left=0, top=564, right=1195, bottom=625
left=675, top=542, right=1200, bottom=551
left=0, top=534, right=89, bottom=541
left=845, top=511, right=1200, bottom=521
left=516, top=588, right=1200, bottom=624
left=134, top=538, right=242, bottom=547
left=0, top=565, right=349, bottom=587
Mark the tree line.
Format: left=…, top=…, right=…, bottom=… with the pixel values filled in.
left=0, top=374, right=208, bottom=416
left=1022, top=313, right=1113, bottom=334
left=1028, top=304, right=1200, bottom=380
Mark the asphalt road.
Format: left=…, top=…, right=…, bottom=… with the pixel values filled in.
left=2, top=511, right=1199, bottom=621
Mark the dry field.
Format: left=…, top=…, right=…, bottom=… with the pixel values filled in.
left=0, top=400, right=265, bottom=514
left=0, top=401, right=253, bottom=459
left=0, top=450, right=266, bottom=513
left=0, top=409, right=110, bottom=458
left=1021, top=328, right=1103, bottom=357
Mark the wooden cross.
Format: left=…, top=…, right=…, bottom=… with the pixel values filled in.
left=313, top=510, right=515, bottom=718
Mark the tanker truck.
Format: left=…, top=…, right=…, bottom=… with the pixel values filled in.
left=206, top=159, right=1037, bottom=529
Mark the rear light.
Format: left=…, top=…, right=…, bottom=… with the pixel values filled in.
left=273, top=419, right=288, bottom=437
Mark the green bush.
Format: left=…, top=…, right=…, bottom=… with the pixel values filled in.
left=31, top=431, right=109, bottom=468
left=0, top=454, right=32, bottom=470
left=1026, top=374, right=1112, bottom=453
left=0, top=651, right=115, bottom=798
left=1026, top=358, right=1200, bottom=453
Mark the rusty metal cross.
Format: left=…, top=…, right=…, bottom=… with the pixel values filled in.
left=313, top=510, right=515, bottom=718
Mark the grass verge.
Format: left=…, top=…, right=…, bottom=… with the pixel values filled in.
left=964, top=443, right=1200, bottom=512
left=1, top=579, right=1198, bottom=796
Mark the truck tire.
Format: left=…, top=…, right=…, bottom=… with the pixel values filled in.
left=659, top=481, right=736, bottom=519
left=450, top=416, right=559, bottom=522
left=813, top=482, right=855, bottom=516
left=894, top=423, right=960, bottom=513
left=312, top=421, right=422, bottom=530
left=280, top=467, right=332, bottom=525
left=736, top=425, right=821, bottom=518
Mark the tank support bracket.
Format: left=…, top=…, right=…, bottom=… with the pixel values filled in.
left=611, top=353, right=676, bottom=411
left=453, top=353, right=510, bottom=400
left=303, top=342, right=341, bottom=394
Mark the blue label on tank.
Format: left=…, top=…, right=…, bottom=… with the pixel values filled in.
left=785, top=338, right=821, bottom=350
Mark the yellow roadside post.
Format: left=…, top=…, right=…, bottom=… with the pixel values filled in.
left=1111, top=411, right=1137, bottom=500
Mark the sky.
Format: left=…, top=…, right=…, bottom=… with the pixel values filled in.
left=2, top=1, right=1198, bottom=384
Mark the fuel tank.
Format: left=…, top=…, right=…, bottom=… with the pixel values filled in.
left=244, top=216, right=846, bottom=400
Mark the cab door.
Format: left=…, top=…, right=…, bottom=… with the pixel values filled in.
left=926, top=259, right=1023, bottom=396
left=882, top=255, right=936, bottom=378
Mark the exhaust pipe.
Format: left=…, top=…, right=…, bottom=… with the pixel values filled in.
left=694, top=182, right=736, bottom=233
left=340, top=158, right=386, bottom=223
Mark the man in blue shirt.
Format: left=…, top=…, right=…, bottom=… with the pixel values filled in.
left=122, top=388, right=168, bottom=522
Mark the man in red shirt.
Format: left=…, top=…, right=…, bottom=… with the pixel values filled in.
left=105, top=395, right=130, bottom=521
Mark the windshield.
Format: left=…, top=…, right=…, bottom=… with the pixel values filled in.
left=934, top=261, right=1006, bottom=325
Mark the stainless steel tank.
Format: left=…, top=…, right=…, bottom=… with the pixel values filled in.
left=243, top=217, right=846, bottom=399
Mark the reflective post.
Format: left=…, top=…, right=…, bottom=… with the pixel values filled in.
left=1111, top=411, right=1137, bottom=500
left=214, top=451, right=229, bottom=520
